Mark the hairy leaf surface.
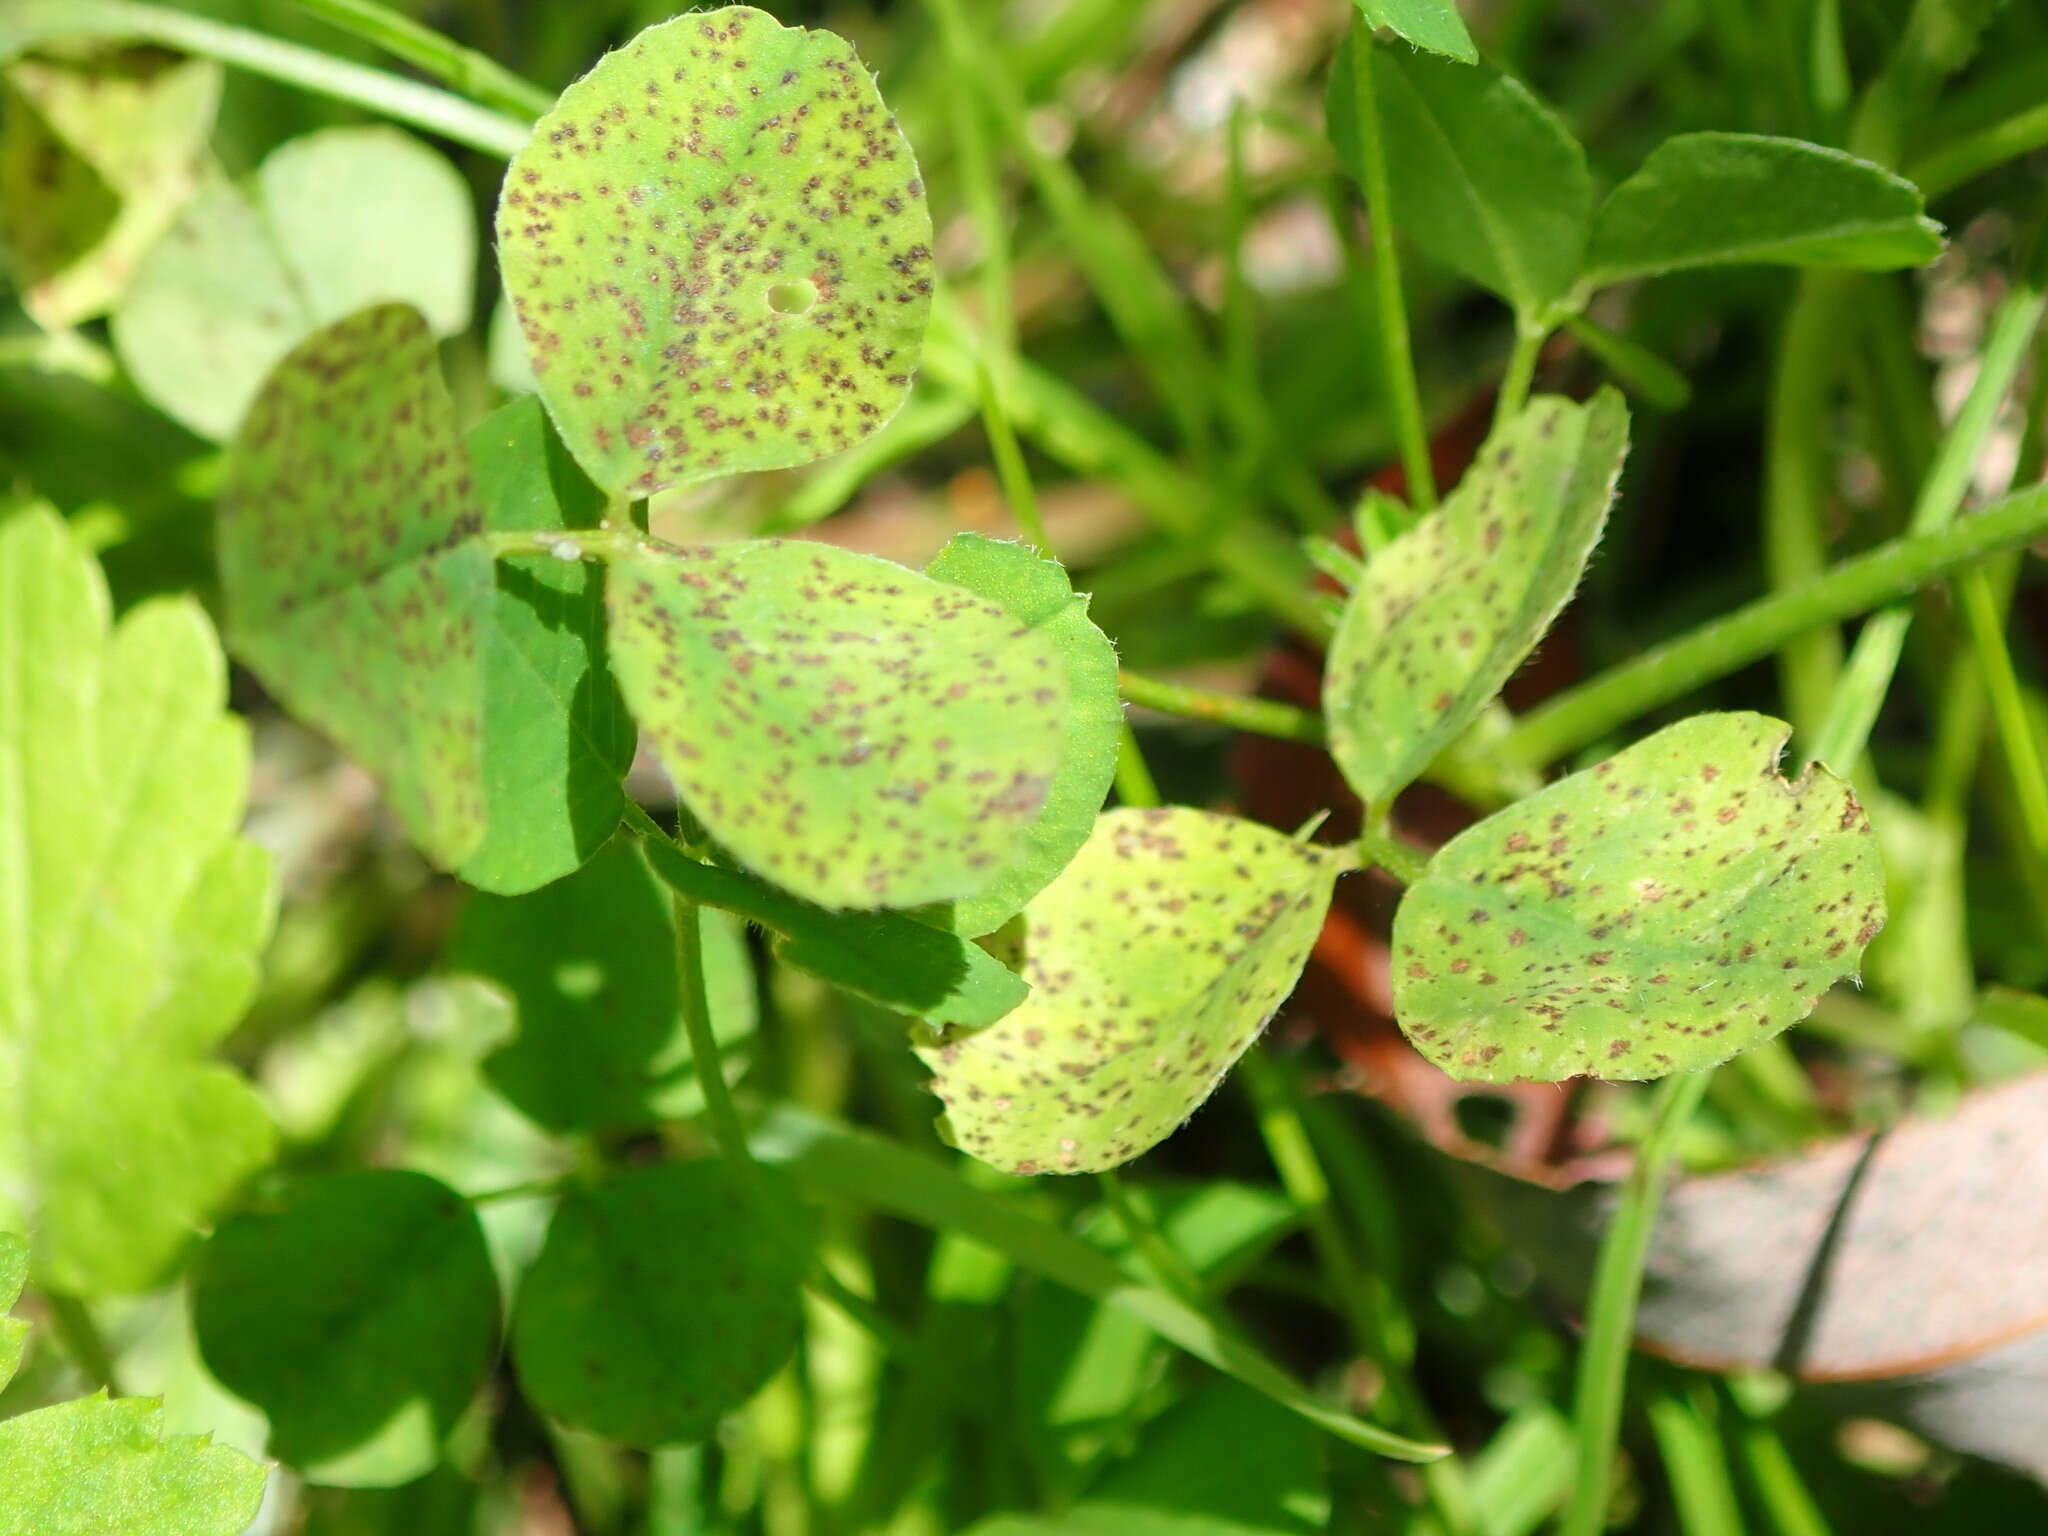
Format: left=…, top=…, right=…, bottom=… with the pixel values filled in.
left=511, top=1160, right=811, bottom=1446
left=609, top=538, right=1068, bottom=910
left=918, top=809, right=1338, bottom=1174
left=452, top=837, right=756, bottom=1133
left=1393, top=713, right=1886, bottom=1082
left=221, top=306, right=629, bottom=891
left=499, top=6, right=933, bottom=495
left=0, top=509, right=275, bottom=1295
left=113, top=126, right=474, bottom=439
left=1584, top=132, right=1943, bottom=288
left=0, top=47, right=218, bottom=326
left=1324, top=392, right=1629, bottom=807
left=921, top=534, right=1121, bottom=936
left=0, top=1233, right=268, bottom=1534
left=1352, top=1, right=1476, bottom=64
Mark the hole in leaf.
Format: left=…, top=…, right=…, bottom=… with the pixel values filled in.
left=766, top=280, right=817, bottom=316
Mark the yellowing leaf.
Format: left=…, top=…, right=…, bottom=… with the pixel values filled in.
left=1392, top=713, right=1885, bottom=1083
left=0, top=508, right=275, bottom=1296
left=918, top=809, right=1339, bottom=1174
left=498, top=6, right=933, bottom=495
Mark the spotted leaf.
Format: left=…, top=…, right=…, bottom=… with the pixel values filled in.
left=916, top=808, right=1340, bottom=1175
left=1392, top=712, right=1886, bottom=1083
left=920, top=534, right=1121, bottom=937
left=220, top=305, right=630, bottom=891
left=608, top=538, right=1068, bottom=910
left=1324, top=391, right=1628, bottom=808
left=498, top=6, right=933, bottom=497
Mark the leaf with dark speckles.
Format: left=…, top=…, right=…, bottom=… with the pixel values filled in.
left=919, top=534, right=1121, bottom=937
left=608, top=537, right=1069, bottom=911
left=918, top=808, right=1339, bottom=1175
left=510, top=1160, right=812, bottom=1447
left=1324, top=391, right=1628, bottom=808
left=1393, top=712, right=1886, bottom=1083
left=640, top=836, right=1028, bottom=1031
left=221, top=305, right=628, bottom=893
left=498, top=6, right=933, bottom=496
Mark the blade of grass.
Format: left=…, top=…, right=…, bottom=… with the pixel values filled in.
left=3, top=0, right=534, bottom=157
left=751, top=1107, right=1450, bottom=1462
left=1956, top=557, right=2048, bottom=854
left=287, top=0, right=554, bottom=118
left=1498, top=475, right=2048, bottom=767
left=1647, top=1387, right=1745, bottom=1536
left=1564, top=313, right=1693, bottom=412
left=1559, top=1069, right=1712, bottom=1536
left=1909, top=98, right=2048, bottom=196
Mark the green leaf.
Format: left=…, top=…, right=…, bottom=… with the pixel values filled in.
left=1329, top=36, right=1590, bottom=324
left=917, top=809, right=1339, bottom=1174
left=112, top=125, right=475, bottom=440
left=639, top=835, right=1028, bottom=1030
left=608, top=538, right=1070, bottom=911
left=511, top=1160, right=812, bottom=1447
left=0, top=507, right=275, bottom=1295
left=0, top=1231, right=267, bottom=1534
left=920, top=534, right=1121, bottom=936
left=497, top=6, right=933, bottom=496
left=221, top=305, right=629, bottom=892
left=1583, top=132, right=1944, bottom=288
left=0, top=46, right=219, bottom=326
left=1354, top=1, right=1476, bottom=64
left=1323, top=392, right=1630, bottom=807
left=192, top=1170, right=498, bottom=1487
left=1392, top=712, right=1886, bottom=1082
left=451, top=837, right=756, bottom=1133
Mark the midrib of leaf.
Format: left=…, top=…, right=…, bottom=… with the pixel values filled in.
left=1399, top=71, right=1543, bottom=319
left=1590, top=216, right=1937, bottom=284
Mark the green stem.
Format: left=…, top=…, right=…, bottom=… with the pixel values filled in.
left=1346, top=29, right=1437, bottom=510
left=1564, top=313, right=1692, bottom=412
left=976, top=359, right=1052, bottom=557
left=805, top=1263, right=913, bottom=1355
left=1805, top=279, right=2045, bottom=768
left=1358, top=825, right=1428, bottom=886
left=1115, top=723, right=1163, bottom=811
left=1957, top=561, right=2048, bottom=853
left=288, top=0, right=555, bottom=118
left=1493, top=325, right=1546, bottom=431
left=1560, top=1070, right=1711, bottom=1536
left=484, top=526, right=650, bottom=563
left=1498, top=476, right=2048, bottom=768
left=14, top=0, right=533, bottom=158
left=1118, top=670, right=1327, bottom=745
left=1096, top=1171, right=1207, bottom=1309
left=44, top=1293, right=122, bottom=1395
left=672, top=894, right=752, bottom=1167
left=1909, top=99, right=2048, bottom=197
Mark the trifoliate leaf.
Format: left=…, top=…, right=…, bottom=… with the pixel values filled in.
left=511, top=1160, right=812, bottom=1446
left=498, top=6, right=934, bottom=496
left=220, top=305, right=630, bottom=892
left=451, top=837, right=756, bottom=1133
left=607, top=538, right=1069, bottom=910
left=918, top=809, right=1339, bottom=1174
left=0, top=1234, right=267, bottom=1534
left=640, top=835, right=1028, bottom=1030
left=191, top=1170, right=498, bottom=1488
left=920, top=534, right=1121, bottom=937
left=112, top=126, right=475, bottom=440
left=1583, top=133, right=1943, bottom=289
left=0, top=508, right=275, bottom=1295
left=1392, top=713, right=1886, bottom=1082
left=0, top=46, right=218, bottom=326
left=1324, top=392, right=1628, bottom=808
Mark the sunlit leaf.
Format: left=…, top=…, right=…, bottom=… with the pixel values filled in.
left=192, top=1171, right=498, bottom=1488
left=1324, top=391, right=1629, bottom=807
left=511, top=1160, right=811, bottom=1446
left=918, top=809, right=1339, bottom=1174
left=1393, top=712, right=1885, bottom=1082
left=498, top=6, right=933, bottom=496
left=1583, top=132, right=1943, bottom=288
left=1353, top=1, right=1476, bottom=64
left=220, top=305, right=630, bottom=892
left=113, top=126, right=475, bottom=440
left=0, top=508, right=275, bottom=1295
left=452, top=837, right=756, bottom=1133
left=0, top=46, right=218, bottom=326
left=1330, top=36, right=1589, bottom=324
left=920, top=534, right=1120, bottom=936
left=0, top=1234, right=268, bottom=1535
left=608, top=537, right=1069, bottom=910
